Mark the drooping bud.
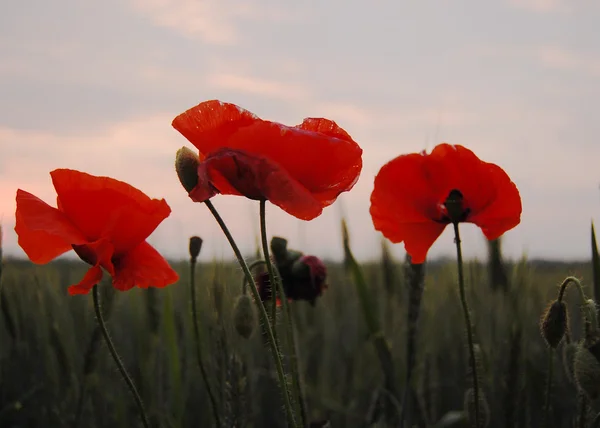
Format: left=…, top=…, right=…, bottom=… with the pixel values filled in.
left=463, top=388, right=490, bottom=428
left=574, top=339, right=600, bottom=400
left=540, top=300, right=568, bottom=348
left=270, top=237, right=289, bottom=265
left=175, top=146, right=199, bottom=193
left=582, top=299, right=598, bottom=333
left=233, top=294, right=256, bottom=339
left=189, top=236, right=203, bottom=262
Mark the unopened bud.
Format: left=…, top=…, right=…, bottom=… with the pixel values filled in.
left=463, top=388, right=490, bottom=428
left=540, top=300, right=568, bottom=348
left=574, top=341, right=600, bottom=400
left=582, top=299, right=598, bottom=332
left=233, top=295, right=255, bottom=339
left=175, top=146, right=199, bottom=193
left=189, top=236, right=203, bottom=261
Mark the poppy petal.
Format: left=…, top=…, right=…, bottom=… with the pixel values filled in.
left=68, top=265, right=104, bottom=295
left=467, top=163, right=522, bottom=239
left=172, top=101, right=362, bottom=206
left=72, top=238, right=116, bottom=277
left=370, top=153, right=449, bottom=262
left=294, top=118, right=363, bottom=205
left=50, top=169, right=172, bottom=255
left=112, top=241, right=179, bottom=292
left=196, top=148, right=323, bottom=220
left=422, top=144, right=497, bottom=216
left=15, top=189, right=87, bottom=264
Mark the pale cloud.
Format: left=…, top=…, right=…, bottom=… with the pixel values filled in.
left=536, top=45, right=600, bottom=76
left=206, top=73, right=311, bottom=101
left=508, top=0, right=567, bottom=13
left=129, top=0, right=296, bottom=45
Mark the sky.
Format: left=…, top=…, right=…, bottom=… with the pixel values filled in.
left=1, top=0, right=600, bottom=263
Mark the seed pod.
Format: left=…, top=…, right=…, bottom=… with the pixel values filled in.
left=540, top=300, right=568, bottom=349
left=233, top=295, right=255, bottom=339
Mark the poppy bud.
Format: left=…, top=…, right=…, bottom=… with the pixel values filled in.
left=270, top=237, right=289, bottom=264
left=574, top=339, right=600, bottom=400
left=540, top=300, right=568, bottom=349
left=463, top=388, right=490, bottom=428
left=189, top=236, right=203, bottom=261
left=175, top=146, right=199, bottom=193
left=233, top=294, right=255, bottom=339
left=289, top=255, right=327, bottom=305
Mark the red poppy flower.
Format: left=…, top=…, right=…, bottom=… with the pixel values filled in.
left=370, top=143, right=522, bottom=264
left=172, top=100, right=363, bottom=220
left=15, top=169, right=179, bottom=295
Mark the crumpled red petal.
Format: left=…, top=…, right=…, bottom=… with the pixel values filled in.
left=172, top=100, right=362, bottom=212
left=191, top=148, right=323, bottom=220
left=15, top=189, right=87, bottom=264
left=51, top=169, right=171, bottom=255
left=112, top=241, right=179, bottom=291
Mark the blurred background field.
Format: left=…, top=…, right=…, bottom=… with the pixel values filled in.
left=0, top=233, right=596, bottom=428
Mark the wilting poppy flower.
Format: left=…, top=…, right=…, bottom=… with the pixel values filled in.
left=255, top=237, right=328, bottom=306
left=15, top=169, right=179, bottom=295
left=172, top=100, right=363, bottom=221
left=370, top=143, right=522, bottom=263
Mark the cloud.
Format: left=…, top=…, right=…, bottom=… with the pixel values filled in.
left=129, top=0, right=295, bottom=45
left=507, top=0, right=567, bottom=13
left=206, top=73, right=312, bottom=101
left=536, top=46, right=600, bottom=76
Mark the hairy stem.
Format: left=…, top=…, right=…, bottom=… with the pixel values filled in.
left=204, top=200, right=297, bottom=427
left=259, top=200, right=306, bottom=427
left=92, top=285, right=150, bottom=428
left=453, top=223, right=480, bottom=427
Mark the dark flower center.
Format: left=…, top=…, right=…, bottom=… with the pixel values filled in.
left=72, top=244, right=97, bottom=266
left=440, top=189, right=470, bottom=224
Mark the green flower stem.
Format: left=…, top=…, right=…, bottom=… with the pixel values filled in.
left=542, top=349, right=554, bottom=428
left=558, top=276, right=598, bottom=331
left=452, top=223, right=480, bottom=428
left=204, top=200, right=298, bottom=428
left=190, top=258, right=221, bottom=427
left=242, top=260, right=268, bottom=295
left=259, top=200, right=306, bottom=428
left=91, top=285, right=150, bottom=428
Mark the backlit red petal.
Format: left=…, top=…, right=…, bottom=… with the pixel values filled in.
left=424, top=144, right=497, bottom=215
left=172, top=101, right=362, bottom=208
left=370, top=154, right=449, bottom=261
left=202, top=149, right=324, bottom=220
left=111, top=241, right=179, bottom=291
left=15, top=189, right=87, bottom=264
left=50, top=169, right=171, bottom=255
left=467, top=163, right=522, bottom=238
left=67, top=265, right=104, bottom=295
